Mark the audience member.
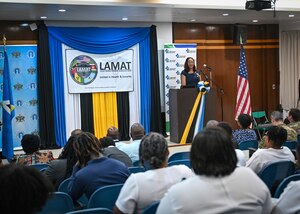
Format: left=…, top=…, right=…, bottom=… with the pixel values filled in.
left=270, top=111, right=297, bottom=142
left=67, top=132, right=130, bottom=201
left=273, top=181, right=300, bottom=214
left=12, top=134, right=54, bottom=165
left=287, top=108, right=300, bottom=134
left=114, top=132, right=194, bottom=214
left=246, top=126, right=295, bottom=174
left=217, top=122, right=246, bottom=166
left=206, top=119, right=218, bottom=127
left=107, top=126, right=120, bottom=142
left=44, top=136, right=78, bottom=189
left=71, top=129, right=83, bottom=137
left=100, top=136, right=132, bottom=167
left=232, top=113, right=257, bottom=144
left=117, top=123, right=145, bottom=162
left=0, top=164, right=54, bottom=214
left=156, top=127, right=274, bottom=214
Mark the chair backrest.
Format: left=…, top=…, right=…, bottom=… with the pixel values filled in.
left=30, top=163, right=48, bottom=171
left=252, top=111, right=269, bottom=126
left=168, top=159, right=191, bottom=168
left=238, top=140, right=258, bottom=150
left=274, top=174, right=300, bottom=198
left=142, top=201, right=160, bottom=214
left=66, top=208, right=113, bottom=214
left=87, top=183, right=124, bottom=210
left=132, top=160, right=140, bottom=167
left=37, top=192, right=74, bottom=214
left=258, top=161, right=295, bottom=196
left=128, top=166, right=145, bottom=173
left=282, top=141, right=297, bottom=150
left=168, top=151, right=190, bottom=162
left=58, top=178, right=89, bottom=206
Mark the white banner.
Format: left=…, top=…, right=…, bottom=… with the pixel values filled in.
left=65, top=49, right=134, bottom=93
left=164, top=43, right=197, bottom=132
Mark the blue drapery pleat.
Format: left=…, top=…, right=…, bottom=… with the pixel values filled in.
left=48, top=27, right=151, bottom=146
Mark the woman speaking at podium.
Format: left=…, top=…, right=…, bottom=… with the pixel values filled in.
left=180, top=57, right=201, bottom=88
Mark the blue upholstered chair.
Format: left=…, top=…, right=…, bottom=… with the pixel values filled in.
left=168, top=151, right=190, bottom=162
left=87, top=183, right=124, bottom=210
left=58, top=178, right=89, bottom=207
left=66, top=208, right=113, bottom=214
left=37, top=192, right=74, bottom=214
left=274, top=174, right=300, bottom=198
left=128, top=166, right=145, bottom=173
left=142, top=201, right=160, bottom=214
left=168, top=159, right=191, bottom=168
left=238, top=140, right=258, bottom=150
left=258, top=161, right=295, bottom=196
left=282, top=141, right=297, bottom=150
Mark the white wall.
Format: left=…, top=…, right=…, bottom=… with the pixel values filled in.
left=46, top=21, right=172, bottom=111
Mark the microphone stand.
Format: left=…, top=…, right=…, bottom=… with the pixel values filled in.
left=199, top=69, right=225, bottom=121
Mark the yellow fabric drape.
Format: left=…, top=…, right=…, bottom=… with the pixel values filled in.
left=92, top=92, right=118, bottom=139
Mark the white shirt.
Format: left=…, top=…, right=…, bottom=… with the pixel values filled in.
left=117, top=139, right=141, bottom=162
left=157, top=167, right=274, bottom=214
left=246, top=147, right=295, bottom=174
left=273, top=181, right=300, bottom=214
left=235, top=149, right=246, bottom=166
left=115, top=165, right=194, bottom=214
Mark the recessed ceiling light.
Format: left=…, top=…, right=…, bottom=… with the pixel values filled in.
left=40, top=16, right=47, bottom=19
left=222, top=13, right=229, bottom=16
left=122, top=17, right=128, bottom=21
left=190, top=19, right=196, bottom=22
left=252, top=20, right=258, bottom=23
left=289, top=14, right=295, bottom=18
left=59, top=9, right=66, bottom=12
left=20, top=23, right=29, bottom=27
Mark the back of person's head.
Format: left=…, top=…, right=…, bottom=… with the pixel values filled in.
left=107, top=126, right=119, bottom=140
left=60, top=136, right=78, bottom=179
left=237, top=114, right=252, bottom=129
left=270, top=111, right=283, bottom=122
left=73, top=132, right=102, bottom=166
left=206, top=120, right=218, bottom=128
left=0, top=164, right=54, bottom=214
left=21, top=134, right=40, bottom=154
left=99, top=136, right=115, bottom=148
left=139, top=132, right=169, bottom=169
left=289, top=108, right=300, bottom=122
left=191, top=127, right=237, bottom=177
left=266, top=126, right=287, bottom=148
left=130, top=123, right=145, bottom=140
left=71, top=129, right=83, bottom=137
left=183, top=57, right=196, bottom=72
left=217, top=122, right=233, bottom=139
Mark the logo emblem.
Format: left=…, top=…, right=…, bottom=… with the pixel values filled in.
left=70, top=55, right=98, bottom=85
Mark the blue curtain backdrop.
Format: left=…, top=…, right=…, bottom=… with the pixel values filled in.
left=47, top=27, right=151, bottom=146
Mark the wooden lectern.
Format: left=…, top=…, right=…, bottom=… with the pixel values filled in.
left=169, top=88, right=217, bottom=144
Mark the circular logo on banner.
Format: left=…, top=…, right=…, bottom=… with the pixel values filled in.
left=69, top=55, right=98, bottom=85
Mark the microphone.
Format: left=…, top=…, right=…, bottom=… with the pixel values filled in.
left=197, top=70, right=209, bottom=81
left=203, top=64, right=213, bottom=71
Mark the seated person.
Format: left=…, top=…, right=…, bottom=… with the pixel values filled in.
left=67, top=132, right=130, bottom=201
left=114, top=132, right=194, bottom=214
left=246, top=126, right=295, bottom=174
left=100, top=136, right=132, bottom=167
left=205, top=119, right=219, bottom=128
left=273, top=180, right=300, bottom=214
left=117, top=123, right=145, bottom=162
left=217, top=122, right=246, bottom=166
left=157, top=127, right=274, bottom=214
left=232, top=113, right=257, bottom=145
left=12, top=134, right=54, bottom=165
left=44, top=136, right=78, bottom=189
left=107, top=126, right=120, bottom=142
left=0, top=164, right=54, bottom=214
left=287, top=108, right=300, bottom=134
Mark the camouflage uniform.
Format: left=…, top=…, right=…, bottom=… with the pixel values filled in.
left=288, top=121, right=300, bottom=135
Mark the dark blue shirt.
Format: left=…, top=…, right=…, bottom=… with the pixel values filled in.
left=181, top=70, right=199, bottom=87
left=67, top=157, right=130, bottom=200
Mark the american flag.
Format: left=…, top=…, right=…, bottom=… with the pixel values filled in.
left=235, top=46, right=251, bottom=120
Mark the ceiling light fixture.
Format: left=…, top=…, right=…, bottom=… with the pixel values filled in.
left=190, top=19, right=196, bottom=22
left=252, top=19, right=258, bottom=23
left=289, top=14, right=295, bottom=18
left=122, top=17, right=128, bottom=21
left=59, top=9, right=66, bottom=12
left=222, top=13, right=229, bottom=16
left=20, top=23, right=29, bottom=27
left=40, top=16, right=47, bottom=19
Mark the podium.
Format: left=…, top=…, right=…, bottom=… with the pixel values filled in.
left=169, top=88, right=217, bottom=144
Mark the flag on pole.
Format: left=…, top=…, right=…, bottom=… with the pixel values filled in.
left=2, top=49, right=15, bottom=160
left=235, top=45, right=251, bottom=120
